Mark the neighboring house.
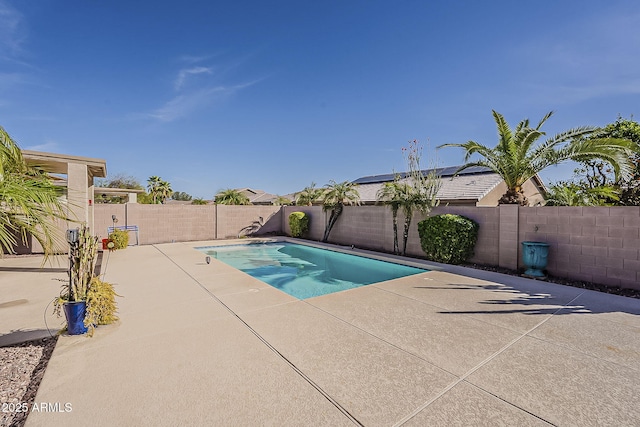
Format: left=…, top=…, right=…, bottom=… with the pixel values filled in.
left=352, top=166, right=546, bottom=206
left=237, top=188, right=280, bottom=205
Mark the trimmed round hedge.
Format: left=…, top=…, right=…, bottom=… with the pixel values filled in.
left=289, top=211, right=310, bottom=238
left=417, top=214, right=479, bottom=264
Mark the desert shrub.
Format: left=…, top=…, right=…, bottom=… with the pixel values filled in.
left=418, top=214, right=479, bottom=264
left=289, top=211, right=310, bottom=237
left=108, top=229, right=129, bottom=249
left=84, top=277, right=120, bottom=337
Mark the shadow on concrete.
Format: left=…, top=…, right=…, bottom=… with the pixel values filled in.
left=415, top=281, right=640, bottom=317
left=0, top=267, right=67, bottom=273
left=0, top=329, right=58, bottom=347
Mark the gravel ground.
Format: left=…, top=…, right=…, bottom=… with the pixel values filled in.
left=0, top=337, right=57, bottom=427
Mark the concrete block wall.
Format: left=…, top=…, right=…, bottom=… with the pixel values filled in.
left=282, top=206, right=326, bottom=240
left=93, top=203, right=640, bottom=290
left=215, top=205, right=283, bottom=239
left=498, top=205, right=519, bottom=270
left=282, top=205, right=500, bottom=265
left=94, top=204, right=126, bottom=240
left=519, top=206, right=640, bottom=289
left=323, top=206, right=394, bottom=252
left=95, top=204, right=215, bottom=244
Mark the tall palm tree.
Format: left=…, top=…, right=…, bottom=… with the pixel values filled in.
left=321, top=180, right=360, bottom=243
left=439, top=110, right=638, bottom=205
left=214, top=189, right=251, bottom=205
left=157, top=180, right=173, bottom=204
left=295, top=182, right=322, bottom=206
left=147, top=176, right=162, bottom=204
left=0, top=126, right=68, bottom=256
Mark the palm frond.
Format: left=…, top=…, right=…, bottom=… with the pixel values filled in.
left=492, top=110, right=513, bottom=154
left=535, top=111, right=554, bottom=130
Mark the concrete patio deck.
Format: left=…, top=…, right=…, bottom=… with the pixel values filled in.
left=2, top=239, right=639, bottom=426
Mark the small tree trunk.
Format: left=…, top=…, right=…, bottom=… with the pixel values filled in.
left=499, top=188, right=528, bottom=205
left=401, top=216, right=412, bottom=256
left=392, top=212, right=399, bottom=255
left=322, top=204, right=343, bottom=242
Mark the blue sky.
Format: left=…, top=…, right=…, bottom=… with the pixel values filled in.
left=1, top=0, right=639, bottom=199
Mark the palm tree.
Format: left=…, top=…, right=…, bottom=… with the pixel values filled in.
left=295, top=182, right=322, bottom=206
left=398, top=169, right=440, bottom=256
left=439, top=110, right=638, bottom=205
left=272, top=195, right=292, bottom=206
left=376, top=179, right=410, bottom=255
left=214, top=189, right=251, bottom=205
left=379, top=140, right=441, bottom=256
left=0, top=126, right=68, bottom=256
left=545, top=182, right=619, bottom=206
left=321, top=180, right=360, bottom=243
left=157, top=180, right=173, bottom=204
left=147, top=176, right=162, bottom=204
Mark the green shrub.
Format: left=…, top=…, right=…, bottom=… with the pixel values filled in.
left=289, top=211, right=310, bottom=237
left=418, top=214, right=479, bottom=264
left=108, top=229, right=129, bottom=249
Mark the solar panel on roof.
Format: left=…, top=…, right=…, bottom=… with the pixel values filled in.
left=351, top=165, right=493, bottom=184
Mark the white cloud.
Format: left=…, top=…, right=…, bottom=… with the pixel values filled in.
left=23, top=141, right=59, bottom=152
left=178, top=54, right=215, bottom=64
left=174, top=66, right=214, bottom=90
left=147, top=81, right=258, bottom=122
left=0, top=1, right=25, bottom=57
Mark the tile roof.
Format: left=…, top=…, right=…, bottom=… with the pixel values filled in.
left=352, top=165, right=493, bottom=185
left=353, top=166, right=503, bottom=203
left=238, top=188, right=279, bottom=204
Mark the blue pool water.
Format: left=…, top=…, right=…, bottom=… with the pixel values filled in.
left=198, top=242, right=427, bottom=299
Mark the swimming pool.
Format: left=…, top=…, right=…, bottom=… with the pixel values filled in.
left=198, top=242, right=427, bottom=299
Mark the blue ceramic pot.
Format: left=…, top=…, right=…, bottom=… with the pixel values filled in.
left=63, top=301, right=88, bottom=335
left=521, top=241, right=549, bottom=277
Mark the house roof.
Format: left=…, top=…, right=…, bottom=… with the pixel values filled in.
left=352, top=165, right=493, bottom=185
left=237, top=188, right=279, bottom=204
left=352, top=165, right=506, bottom=203
left=356, top=173, right=504, bottom=203
left=22, top=150, right=107, bottom=179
